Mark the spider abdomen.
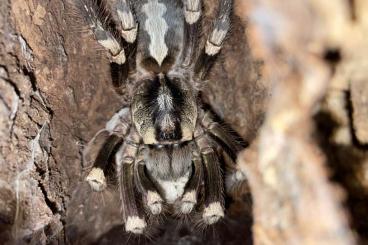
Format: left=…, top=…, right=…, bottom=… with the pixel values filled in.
left=135, top=0, right=184, bottom=72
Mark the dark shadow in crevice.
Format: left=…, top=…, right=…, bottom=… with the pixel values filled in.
left=314, top=107, right=368, bottom=243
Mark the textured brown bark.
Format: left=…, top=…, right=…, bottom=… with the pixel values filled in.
left=1, top=0, right=368, bottom=244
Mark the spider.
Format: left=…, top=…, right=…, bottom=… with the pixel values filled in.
left=78, top=0, right=245, bottom=235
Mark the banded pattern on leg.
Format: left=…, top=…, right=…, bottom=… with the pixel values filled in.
left=85, top=108, right=131, bottom=192
left=179, top=150, right=203, bottom=214
left=85, top=135, right=121, bottom=191
left=181, top=0, right=202, bottom=67
left=195, top=128, right=224, bottom=225
left=115, top=128, right=147, bottom=234
left=194, top=0, right=233, bottom=79
left=78, top=0, right=125, bottom=64
left=114, top=0, right=138, bottom=43
left=135, top=147, right=163, bottom=215
left=200, top=111, right=247, bottom=194
left=205, top=0, right=232, bottom=56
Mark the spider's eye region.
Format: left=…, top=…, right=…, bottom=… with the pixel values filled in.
left=132, top=76, right=196, bottom=144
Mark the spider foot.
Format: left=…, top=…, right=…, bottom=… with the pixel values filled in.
left=180, top=190, right=197, bottom=214
left=202, top=202, right=224, bottom=225
left=147, top=191, right=163, bottom=215
left=125, top=216, right=147, bottom=234
left=86, top=167, right=106, bottom=192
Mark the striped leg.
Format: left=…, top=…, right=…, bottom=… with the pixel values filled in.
left=194, top=0, right=233, bottom=79
left=179, top=150, right=203, bottom=214
left=114, top=0, right=138, bottom=43
left=181, top=0, right=202, bottom=66
left=195, top=129, right=224, bottom=225
left=79, top=0, right=126, bottom=64
left=135, top=147, right=163, bottom=215
left=85, top=108, right=131, bottom=192
left=115, top=129, right=147, bottom=234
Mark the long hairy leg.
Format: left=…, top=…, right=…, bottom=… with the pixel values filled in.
left=200, top=111, right=247, bottom=193
left=115, top=128, right=147, bottom=234
left=78, top=0, right=126, bottom=64
left=85, top=108, right=131, bottom=191
left=179, top=147, right=203, bottom=214
left=195, top=127, right=225, bottom=225
left=135, top=146, right=164, bottom=216
left=113, top=0, right=138, bottom=43
left=194, top=0, right=233, bottom=79
left=181, top=0, right=202, bottom=67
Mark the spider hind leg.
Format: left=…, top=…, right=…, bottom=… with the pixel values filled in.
left=195, top=129, right=225, bottom=225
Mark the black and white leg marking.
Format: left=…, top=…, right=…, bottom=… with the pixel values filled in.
left=179, top=151, right=203, bottom=214
left=85, top=108, right=131, bottom=192
left=200, top=111, right=246, bottom=193
left=79, top=0, right=126, bottom=64
left=135, top=147, right=163, bottom=215
left=194, top=0, right=232, bottom=78
left=195, top=128, right=224, bottom=225
left=205, top=0, right=232, bottom=55
left=115, top=0, right=138, bottom=43
left=184, top=0, right=201, bottom=24
left=181, top=0, right=202, bottom=67
left=116, top=128, right=147, bottom=234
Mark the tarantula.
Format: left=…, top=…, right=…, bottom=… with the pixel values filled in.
left=78, top=0, right=245, bottom=235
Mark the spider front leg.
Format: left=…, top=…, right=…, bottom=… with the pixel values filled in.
left=135, top=147, right=164, bottom=215
left=195, top=129, right=225, bottom=225
left=114, top=0, right=138, bottom=43
left=178, top=149, right=203, bottom=214
left=85, top=108, right=131, bottom=192
left=116, top=129, right=147, bottom=234
left=194, top=0, right=232, bottom=79
left=181, top=0, right=202, bottom=66
left=79, top=0, right=126, bottom=64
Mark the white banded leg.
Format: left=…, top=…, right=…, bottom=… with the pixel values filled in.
left=194, top=0, right=233, bottom=78
left=115, top=129, right=147, bottom=234
left=85, top=108, right=131, bottom=192
left=200, top=111, right=247, bottom=194
left=135, top=147, right=163, bottom=215
left=181, top=0, right=202, bottom=67
left=115, top=0, right=138, bottom=43
left=179, top=151, right=203, bottom=214
left=184, top=0, right=202, bottom=24
left=195, top=129, right=224, bottom=225
left=79, top=0, right=126, bottom=64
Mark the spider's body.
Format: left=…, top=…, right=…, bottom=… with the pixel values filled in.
left=79, top=0, right=244, bottom=235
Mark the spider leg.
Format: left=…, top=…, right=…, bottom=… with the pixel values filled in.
left=135, top=147, right=164, bottom=215
left=194, top=0, right=232, bottom=79
left=201, top=111, right=248, bottom=194
left=114, top=0, right=138, bottom=43
left=195, top=129, right=224, bottom=225
left=79, top=0, right=126, bottom=64
left=116, top=128, right=147, bottom=234
left=179, top=150, right=203, bottom=214
left=201, top=111, right=243, bottom=161
left=181, top=0, right=202, bottom=66
left=85, top=108, right=131, bottom=192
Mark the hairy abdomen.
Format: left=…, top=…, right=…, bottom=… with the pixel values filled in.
left=134, top=0, right=184, bottom=72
